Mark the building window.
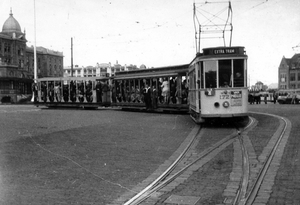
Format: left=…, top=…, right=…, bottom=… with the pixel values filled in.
left=290, top=73, right=296, bottom=81
left=280, top=73, right=286, bottom=82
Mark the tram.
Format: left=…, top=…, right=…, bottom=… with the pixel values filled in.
left=112, top=64, right=189, bottom=112
left=33, top=76, right=111, bottom=108
left=34, top=64, right=189, bottom=112
left=188, top=46, right=248, bottom=123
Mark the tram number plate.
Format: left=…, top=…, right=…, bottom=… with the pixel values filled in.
left=220, top=94, right=230, bottom=100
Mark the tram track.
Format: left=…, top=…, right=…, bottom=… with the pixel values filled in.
left=235, top=112, right=291, bottom=205
left=124, top=118, right=255, bottom=205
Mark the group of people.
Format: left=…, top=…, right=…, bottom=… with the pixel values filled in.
left=113, top=77, right=188, bottom=110
left=39, top=80, right=111, bottom=103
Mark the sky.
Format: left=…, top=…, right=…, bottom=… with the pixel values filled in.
left=0, top=0, right=299, bottom=86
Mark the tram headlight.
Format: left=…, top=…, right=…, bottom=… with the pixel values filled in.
left=223, top=101, right=230, bottom=108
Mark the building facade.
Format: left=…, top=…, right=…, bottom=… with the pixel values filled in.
left=63, top=61, right=142, bottom=78
left=278, top=53, right=300, bottom=90
left=0, top=10, right=63, bottom=103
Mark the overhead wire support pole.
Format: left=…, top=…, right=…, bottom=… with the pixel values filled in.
left=33, top=0, right=37, bottom=83
left=71, top=37, right=73, bottom=77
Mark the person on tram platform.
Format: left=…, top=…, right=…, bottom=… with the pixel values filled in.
left=78, top=81, right=84, bottom=103
left=41, top=82, right=47, bottom=102
left=70, top=81, right=76, bottom=102
left=95, top=81, right=102, bottom=103
left=161, top=78, right=170, bottom=104
left=102, top=81, right=109, bottom=103
left=63, top=84, right=69, bottom=102
left=49, top=83, right=54, bottom=102
left=85, top=81, right=93, bottom=102
left=54, top=83, right=61, bottom=102
left=152, top=85, right=158, bottom=109
left=143, top=83, right=152, bottom=110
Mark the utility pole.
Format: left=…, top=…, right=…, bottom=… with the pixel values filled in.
left=33, top=0, right=37, bottom=82
left=71, top=37, right=73, bottom=77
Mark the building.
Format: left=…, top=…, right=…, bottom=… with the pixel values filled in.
left=278, top=53, right=300, bottom=90
left=63, top=61, right=142, bottom=78
left=0, top=10, right=63, bottom=103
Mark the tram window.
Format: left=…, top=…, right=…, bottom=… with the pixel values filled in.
left=200, top=62, right=204, bottom=89
left=219, top=60, right=232, bottom=88
left=204, top=61, right=217, bottom=88
left=233, top=59, right=245, bottom=87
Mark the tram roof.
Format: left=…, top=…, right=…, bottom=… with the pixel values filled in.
left=36, top=76, right=109, bottom=82
left=114, top=64, right=189, bottom=79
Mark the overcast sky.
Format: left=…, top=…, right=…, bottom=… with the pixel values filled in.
left=0, top=0, right=299, bottom=86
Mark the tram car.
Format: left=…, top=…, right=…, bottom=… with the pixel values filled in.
left=112, top=64, right=189, bottom=112
left=33, top=76, right=111, bottom=108
left=33, top=65, right=190, bottom=112
left=188, top=46, right=248, bottom=123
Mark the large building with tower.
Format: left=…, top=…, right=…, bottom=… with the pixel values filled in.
left=0, top=10, right=63, bottom=103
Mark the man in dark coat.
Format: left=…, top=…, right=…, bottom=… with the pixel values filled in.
left=143, top=84, right=152, bottom=110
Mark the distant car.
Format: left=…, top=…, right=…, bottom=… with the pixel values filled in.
left=277, top=94, right=300, bottom=104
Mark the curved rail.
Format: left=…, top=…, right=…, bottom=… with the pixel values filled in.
left=123, top=125, right=202, bottom=205
left=125, top=117, right=255, bottom=205
left=232, top=112, right=290, bottom=205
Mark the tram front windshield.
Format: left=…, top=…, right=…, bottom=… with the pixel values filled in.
left=204, top=59, right=245, bottom=88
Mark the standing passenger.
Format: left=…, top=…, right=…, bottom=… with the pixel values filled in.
left=102, top=81, right=109, bottom=104
left=161, top=78, right=169, bottom=104
left=143, top=84, right=152, bottom=110
left=96, top=81, right=102, bottom=103
left=152, top=85, right=158, bottom=109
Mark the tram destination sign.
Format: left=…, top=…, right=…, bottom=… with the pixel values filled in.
left=213, top=48, right=236, bottom=55
left=203, top=47, right=245, bottom=56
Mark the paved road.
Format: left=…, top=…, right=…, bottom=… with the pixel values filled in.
left=0, top=103, right=299, bottom=205
left=0, top=105, right=194, bottom=205
left=249, top=103, right=300, bottom=205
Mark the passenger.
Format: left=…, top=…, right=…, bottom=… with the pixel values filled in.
left=143, top=84, right=152, bottom=110
left=78, top=81, right=84, bottom=103
left=182, top=80, right=188, bottom=104
left=49, top=83, right=54, bottom=102
left=41, top=82, right=47, bottom=102
left=161, top=78, right=169, bottom=104
left=86, top=81, right=93, bottom=102
left=96, top=81, right=102, bottom=103
left=111, top=82, right=116, bottom=103
left=152, top=85, right=158, bottom=109
left=135, top=86, right=141, bottom=103
left=54, top=83, right=61, bottom=102
left=170, top=77, right=176, bottom=104
left=102, top=81, right=109, bottom=103
left=234, top=72, right=244, bottom=87
left=70, top=81, right=76, bottom=102
left=63, top=84, right=69, bottom=102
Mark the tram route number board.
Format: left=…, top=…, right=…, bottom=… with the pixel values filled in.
left=219, top=91, right=242, bottom=106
